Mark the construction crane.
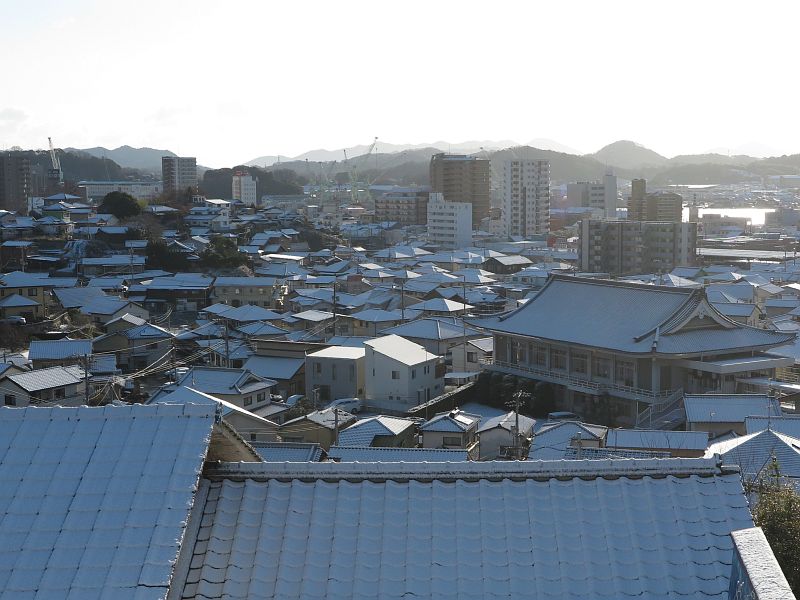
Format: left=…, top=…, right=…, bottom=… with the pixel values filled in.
left=47, top=137, right=63, bottom=188
left=343, top=137, right=378, bottom=206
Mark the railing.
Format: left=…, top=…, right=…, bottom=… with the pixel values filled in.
left=634, top=391, right=685, bottom=429
left=483, top=358, right=681, bottom=403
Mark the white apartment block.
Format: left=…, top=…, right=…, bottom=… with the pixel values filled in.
left=426, top=193, right=472, bottom=249
left=232, top=173, right=258, bottom=206
left=501, top=159, right=550, bottom=238
left=566, top=170, right=617, bottom=220
left=78, top=181, right=163, bottom=203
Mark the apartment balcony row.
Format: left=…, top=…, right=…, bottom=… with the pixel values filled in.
left=481, top=358, right=682, bottom=405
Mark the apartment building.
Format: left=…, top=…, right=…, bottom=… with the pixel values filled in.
left=77, top=181, right=163, bottom=203
left=426, top=193, right=472, bottom=249
left=0, top=154, right=31, bottom=213
left=579, top=219, right=697, bottom=274
left=628, top=179, right=683, bottom=222
left=373, top=186, right=430, bottom=225
left=566, top=170, right=617, bottom=219
left=162, top=156, right=198, bottom=196
left=232, top=172, right=257, bottom=206
left=500, top=159, right=550, bottom=238
left=429, top=153, right=490, bottom=225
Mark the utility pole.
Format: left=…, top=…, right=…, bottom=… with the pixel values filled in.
left=462, top=274, right=468, bottom=372
left=400, top=278, right=405, bottom=321
left=333, top=408, right=339, bottom=446
left=83, top=354, right=90, bottom=406
left=223, top=318, right=230, bottom=368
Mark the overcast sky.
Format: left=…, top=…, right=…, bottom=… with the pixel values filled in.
left=2, top=0, right=799, bottom=167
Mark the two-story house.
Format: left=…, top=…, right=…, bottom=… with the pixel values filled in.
left=305, top=346, right=365, bottom=404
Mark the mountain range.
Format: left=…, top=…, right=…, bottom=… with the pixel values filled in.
left=66, top=145, right=177, bottom=174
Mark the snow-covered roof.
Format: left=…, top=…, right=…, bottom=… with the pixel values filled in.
left=420, top=409, right=481, bottom=433
left=336, top=416, right=416, bottom=446
left=746, top=415, right=800, bottom=437
left=242, top=355, right=305, bottom=380
left=477, top=411, right=535, bottom=435
left=684, top=394, right=781, bottom=424
left=307, top=346, right=365, bottom=360
left=477, top=275, right=794, bottom=355
left=0, top=403, right=215, bottom=599
left=327, top=445, right=469, bottom=462
left=706, top=429, right=800, bottom=480
left=365, top=334, right=439, bottom=366
left=530, top=421, right=608, bottom=459
left=7, top=365, right=85, bottom=392
left=28, top=339, right=93, bottom=361
left=251, top=442, right=323, bottom=462
left=179, top=457, right=754, bottom=599
left=606, top=428, right=709, bottom=451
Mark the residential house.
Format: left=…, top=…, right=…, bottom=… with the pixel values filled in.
left=0, top=293, right=43, bottom=321
left=419, top=408, right=480, bottom=458
left=529, top=420, right=608, bottom=459
left=305, top=345, right=365, bottom=404
left=244, top=339, right=321, bottom=399
left=605, top=428, right=709, bottom=458
left=278, top=407, right=357, bottom=450
left=80, top=255, right=146, bottom=276
left=80, top=296, right=150, bottom=326
left=451, top=336, right=493, bottom=372
left=335, top=415, right=417, bottom=448
left=0, top=271, right=77, bottom=313
left=684, top=393, right=782, bottom=437
left=93, top=322, right=174, bottom=372
left=477, top=410, right=535, bottom=459
left=176, top=367, right=277, bottom=409
left=381, top=318, right=485, bottom=366
left=211, top=276, right=286, bottom=309
left=0, top=365, right=86, bottom=407
left=364, top=334, right=444, bottom=410
left=478, top=275, right=795, bottom=427
left=28, top=339, right=93, bottom=370
left=151, top=385, right=279, bottom=443
left=347, top=308, right=404, bottom=337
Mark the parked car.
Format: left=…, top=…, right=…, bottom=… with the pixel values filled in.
left=326, top=397, right=363, bottom=414
left=284, top=394, right=305, bottom=407
left=0, top=316, right=26, bottom=326
left=546, top=411, right=582, bottom=422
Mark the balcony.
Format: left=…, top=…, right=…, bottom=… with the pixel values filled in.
left=482, top=358, right=682, bottom=404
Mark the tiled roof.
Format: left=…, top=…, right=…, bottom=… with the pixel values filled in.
left=243, top=356, right=304, bottom=380
left=178, top=458, right=753, bottom=599
left=420, top=410, right=481, bottom=433
left=530, top=422, right=608, bottom=459
left=706, top=429, right=800, bottom=480
left=606, top=429, right=709, bottom=451
left=684, top=394, right=781, bottom=423
left=28, top=339, right=93, bottom=361
left=327, top=446, right=469, bottom=462
left=477, top=276, right=794, bottom=355
left=336, top=417, right=416, bottom=447
left=251, top=442, right=324, bottom=462
left=0, top=293, right=40, bottom=308
left=746, top=415, right=800, bottom=437
left=7, top=365, right=85, bottom=392
left=478, top=411, right=535, bottom=434
left=0, top=403, right=214, bottom=599
left=365, top=334, right=439, bottom=366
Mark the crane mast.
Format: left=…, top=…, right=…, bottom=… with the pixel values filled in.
left=47, top=137, right=64, bottom=188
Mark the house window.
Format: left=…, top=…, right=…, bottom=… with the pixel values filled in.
left=332, top=365, right=337, bottom=381
left=571, top=352, right=588, bottom=375
left=235, top=288, right=241, bottom=295
left=615, top=360, right=635, bottom=388
left=532, top=345, right=547, bottom=367
left=392, top=371, right=400, bottom=379
left=550, top=348, right=567, bottom=371
left=244, top=396, right=253, bottom=406
left=411, top=369, right=416, bottom=379
left=315, top=362, right=321, bottom=374
left=593, top=356, right=611, bottom=379
left=28, top=288, right=37, bottom=296
left=257, top=393, right=265, bottom=403
left=349, top=364, right=355, bottom=381
left=4, top=395, right=15, bottom=406
left=54, top=388, right=65, bottom=399
left=467, top=352, right=477, bottom=363
left=443, top=436, right=461, bottom=446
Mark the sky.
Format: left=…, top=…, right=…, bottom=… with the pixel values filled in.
left=2, top=0, right=800, bottom=168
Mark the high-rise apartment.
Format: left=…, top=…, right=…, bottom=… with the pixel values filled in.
left=628, top=179, right=683, bottom=222
left=579, top=219, right=697, bottom=274
left=0, top=155, right=32, bottom=213
left=373, top=186, right=430, bottom=225
left=232, top=172, right=258, bottom=206
left=162, top=156, right=198, bottom=197
left=429, top=153, right=490, bottom=226
left=500, top=159, right=550, bottom=238
left=426, top=193, right=472, bottom=249
left=566, top=170, right=617, bottom=219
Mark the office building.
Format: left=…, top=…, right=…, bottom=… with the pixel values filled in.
left=373, top=186, right=430, bottom=225
left=162, top=156, right=198, bottom=197
left=500, top=159, right=550, bottom=238
left=429, top=153, right=490, bottom=226
left=426, top=193, right=472, bottom=249
left=77, top=181, right=162, bottom=203
left=0, top=154, right=31, bottom=213
left=628, top=179, right=683, bottom=222
left=579, top=219, right=697, bottom=274
left=566, top=170, right=617, bottom=219
left=231, top=172, right=258, bottom=206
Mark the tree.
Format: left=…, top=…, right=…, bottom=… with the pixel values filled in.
left=146, top=238, right=189, bottom=272
left=751, top=459, right=800, bottom=593
left=199, top=237, right=247, bottom=269
left=99, top=191, right=141, bottom=219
